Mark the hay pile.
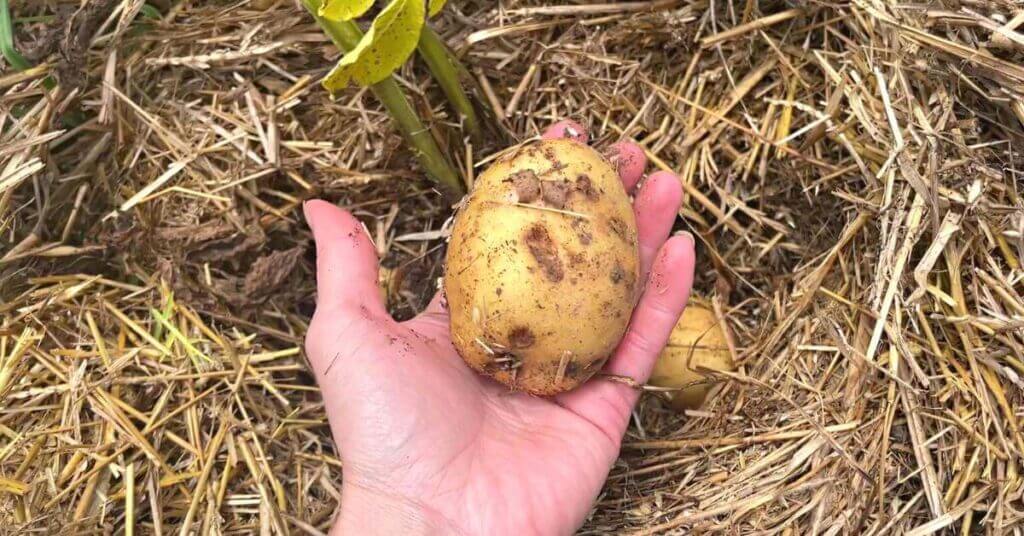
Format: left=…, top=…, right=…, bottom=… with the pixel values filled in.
left=2, top=0, right=1023, bottom=533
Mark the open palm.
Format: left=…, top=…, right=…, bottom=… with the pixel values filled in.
left=304, top=121, right=695, bottom=535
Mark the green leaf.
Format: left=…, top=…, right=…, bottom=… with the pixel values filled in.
left=319, top=0, right=374, bottom=21
left=323, top=0, right=425, bottom=90
left=428, top=0, right=447, bottom=17
left=140, top=4, right=163, bottom=19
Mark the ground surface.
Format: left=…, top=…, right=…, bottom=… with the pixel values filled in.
left=2, top=0, right=1024, bottom=534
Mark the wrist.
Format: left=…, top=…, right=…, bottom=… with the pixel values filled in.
left=333, top=482, right=465, bottom=536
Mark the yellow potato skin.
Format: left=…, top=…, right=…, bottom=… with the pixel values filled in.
left=649, top=300, right=733, bottom=410
left=445, top=139, right=640, bottom=395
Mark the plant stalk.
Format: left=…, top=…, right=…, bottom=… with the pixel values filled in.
left=1, top=0, right=63, bottom=90
left=1, top=0, right=32, bottom=71
left=416, top=25, right=483, bottom=147
left=301, top=0, right=464, bottom=199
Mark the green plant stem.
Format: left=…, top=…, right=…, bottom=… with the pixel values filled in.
left=1, top=0, right=57, bottom=90
left=14, top=15, right=55, bottom=24
left=417, top=25, right=483, bottom=147
left=1, top=0, right=32, bottom=71
left=301, top=0, right=464, bottom=199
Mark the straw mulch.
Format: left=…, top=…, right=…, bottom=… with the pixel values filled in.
left=2, top=0, right=1023, bottom=533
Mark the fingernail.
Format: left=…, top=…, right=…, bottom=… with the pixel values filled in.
left=303, top=201, right=319, bottom=233
left=603, top=144, right=622, bottom=162
left=544, top=119, right=588, bottom=143
left=678, top=230, right=695, bottom=248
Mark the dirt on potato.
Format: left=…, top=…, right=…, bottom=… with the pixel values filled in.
left=445, top=139, right=639, bottom=395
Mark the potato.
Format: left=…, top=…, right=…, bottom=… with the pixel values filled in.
left=444, top=138, right=640, bottom=395
left=649, top=298, right=733, bottom=410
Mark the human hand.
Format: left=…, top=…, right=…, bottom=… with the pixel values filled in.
left=304, top=120, right=695, bottom=535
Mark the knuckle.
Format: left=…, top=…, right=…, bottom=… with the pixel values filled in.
left=305, top=310, right=356, bottom=366
left=645, top=295, right=679, bottom=319
left=304, top=312, right=332, bottom=361
left=621, top=328, right=659, bottom=358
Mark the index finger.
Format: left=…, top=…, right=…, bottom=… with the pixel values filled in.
left=542, top=120, right=648, bottom=193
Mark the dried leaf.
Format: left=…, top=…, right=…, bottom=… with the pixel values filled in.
left=155, top=221, right=234, bottom=243
left=189, top=226, right=266, bottom=263
left=243, top=247, right=305, bottom=298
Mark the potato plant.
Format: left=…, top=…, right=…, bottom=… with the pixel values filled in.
left=303, top=0, right=491, bottom=198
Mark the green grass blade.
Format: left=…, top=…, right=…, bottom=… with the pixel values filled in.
left=0, top=0, right=33, bottom=71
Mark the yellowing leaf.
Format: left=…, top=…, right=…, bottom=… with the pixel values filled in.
left=319, top=0, right=374, bottom=21
left=323, top=0, right=425, bottom=90
left=428, top=0, right=447, bottom=17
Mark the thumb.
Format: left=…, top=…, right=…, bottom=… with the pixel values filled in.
left=304, top=200, right=386, bottom=316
